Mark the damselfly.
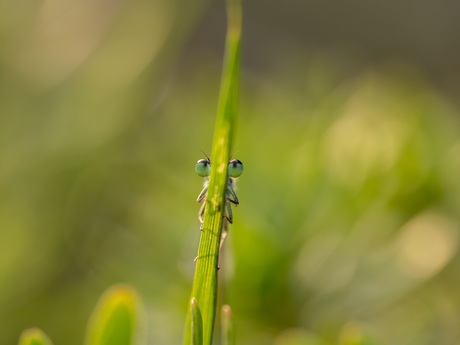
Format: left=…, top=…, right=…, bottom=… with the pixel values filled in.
left=195, top=157, right=243, bottom=232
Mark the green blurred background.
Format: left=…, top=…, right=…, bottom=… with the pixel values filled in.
left=1, top=0, right=460, bottom=344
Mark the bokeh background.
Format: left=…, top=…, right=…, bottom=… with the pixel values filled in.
left=1, top=0, right=460, bottom=344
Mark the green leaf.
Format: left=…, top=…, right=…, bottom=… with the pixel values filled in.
left=18, top=328, right=53, bottom=345
left=191, top=298, right=203, bottom=345
left=221, top=305, right=235, bottom=345
left=85, top=284, right=143, bottom=345
left=183, top=0, right=242, bottom=344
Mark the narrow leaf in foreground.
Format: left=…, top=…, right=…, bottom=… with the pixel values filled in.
left=85, top=284, right=143, bottom=345
left=18, top=328, right=53, bottom=345
left=191, top=297, right=203, bottom=345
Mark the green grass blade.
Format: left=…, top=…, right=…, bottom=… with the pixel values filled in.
left=18, top=328, right=53, bottom=345
left=191, top=298, right=203, bottom=345
left=85, top=284, right=143, bottom=345
left=221, top=305, right=235, bottom=345
left=183, top=0, right=242, bottom=344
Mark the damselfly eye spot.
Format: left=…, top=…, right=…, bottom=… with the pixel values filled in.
left=228, top=159, right=243, bottom=178
left=196, top=159, right=211, bottom=177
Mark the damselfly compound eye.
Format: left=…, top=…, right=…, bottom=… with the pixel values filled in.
left=228, top=159, right=243, bottom=178
left=195, top=158, right=211, bottom=177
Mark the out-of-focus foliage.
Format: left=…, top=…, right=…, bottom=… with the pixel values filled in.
left=19, top=328, right=53, bottom=345
left=229, top=64, right=460, bottom=345
left=85, top=285, right=142, bottom=345
left=1, top=1, right=460, bottom=345
left=221, top=305, right=235, bottom=345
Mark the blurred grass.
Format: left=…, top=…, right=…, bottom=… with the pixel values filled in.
left=1, top=1, right=460, bottom=345
left=18, top=328, right=53, bottom=345
left=221, top=305, right=235, bottom=345
left=85, top=285, right=142, bottom=345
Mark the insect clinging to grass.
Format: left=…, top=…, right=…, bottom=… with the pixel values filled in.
left=195, top=155, right=243, bottom=246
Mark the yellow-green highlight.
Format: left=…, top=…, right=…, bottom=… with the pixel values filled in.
left=85, top=284, right=142, bottom=345
left=18, top=329, right=53, bottom=345
left=339, top=322, right=370, bottom=345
